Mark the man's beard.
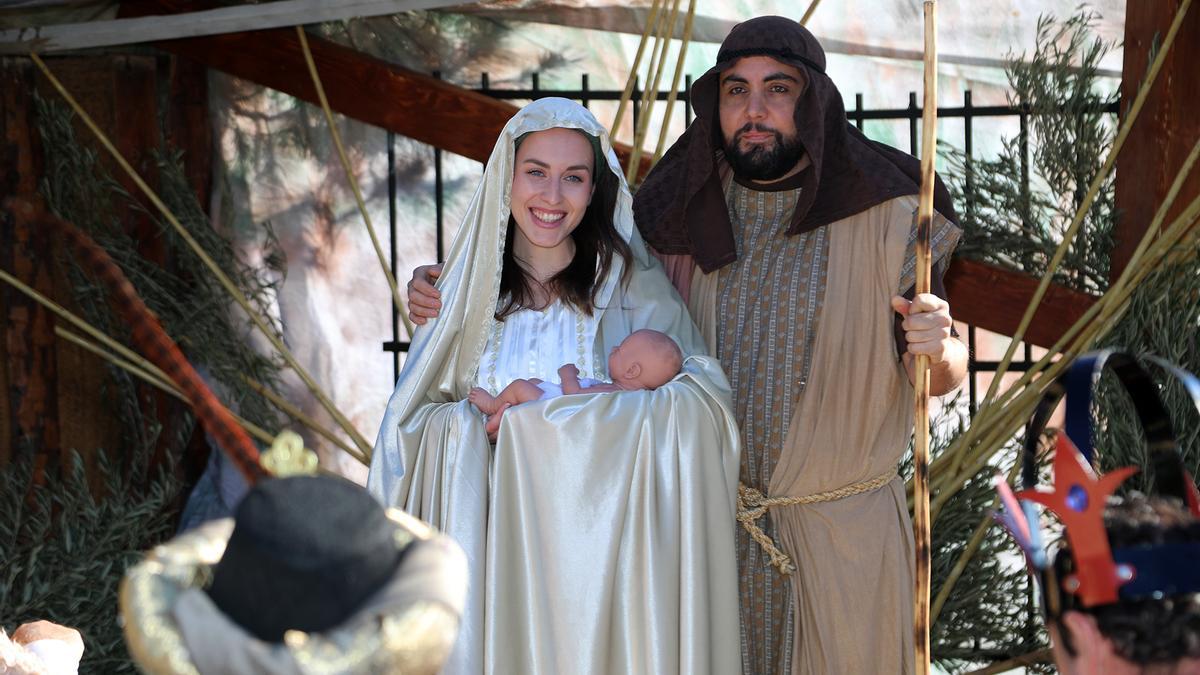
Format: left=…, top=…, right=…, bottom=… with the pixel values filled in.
left=723, top=123, right=805, bottom=182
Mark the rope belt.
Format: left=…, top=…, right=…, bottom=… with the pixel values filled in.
left=736, top=470, right=898, bottom=576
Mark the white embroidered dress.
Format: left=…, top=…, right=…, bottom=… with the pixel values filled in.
left=476, top=299, right=601, bottom=395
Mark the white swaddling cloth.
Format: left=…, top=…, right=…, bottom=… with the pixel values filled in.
left=535, top=377, right=604, bottom=399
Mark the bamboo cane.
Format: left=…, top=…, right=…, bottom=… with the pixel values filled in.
left=980, top=0, right=1193, bottom=404
left=40, top=207, right=267, bottom=482
left=964, top=648, right=1054, bottom=674
left=800, top=0, right=823, bottom=26
left=611, top=0, right=664, bottom=139
left=29, top=52, right=375, bottom=461
left=915, top=135, right=1200, bottom=510
left=294, top=26, right=414, bottom=337
left=1, top=199, right=372, bottom=468
left=929, top=462, right=1022, bottom=625
left=913, top=3, right=938, bottom=672
left=0, top=261, right=369, bottom=466
left=0, top=262, right=368, bottom=466
left=626, top=0, right=680, bottom=184
left=928, top=192, right=1200, bottom=515
left=0, top=266, right=170, bottom=385
left=651, top=0, right=697, bottom=164
left=241, top=375, right=367, bottom=465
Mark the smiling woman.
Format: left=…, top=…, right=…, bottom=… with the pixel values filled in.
left=499, top=127, right=631, bottom=320
left=368, top=97, right=742, bottom=675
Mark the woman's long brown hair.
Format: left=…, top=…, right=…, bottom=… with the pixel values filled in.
left=496, top=134, right=632, bottom=320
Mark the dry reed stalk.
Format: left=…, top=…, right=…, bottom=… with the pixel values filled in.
left=651, top=0, right=697, bottom=164
left=294, top=26, right=414, bottom=337
left=981, top=0, right=1194, bottom=402
left=611, top=0, right=664, bottom=139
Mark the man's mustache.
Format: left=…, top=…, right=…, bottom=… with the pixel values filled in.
left=733, top=123, right=784, bottom=143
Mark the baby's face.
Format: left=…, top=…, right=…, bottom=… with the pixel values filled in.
left=607, top=331, right=680, bottom=389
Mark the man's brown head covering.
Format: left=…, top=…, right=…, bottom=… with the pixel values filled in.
left=633, top=15, right=958, bottom=273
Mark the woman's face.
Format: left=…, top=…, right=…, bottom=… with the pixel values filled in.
left=510, top=128, right=596, bottom=262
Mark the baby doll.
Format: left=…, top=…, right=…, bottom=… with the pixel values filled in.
left=468, top=329, right=683, bottom=434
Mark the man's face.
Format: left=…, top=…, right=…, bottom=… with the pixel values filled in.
left=718, top=56, right=806, bottom=181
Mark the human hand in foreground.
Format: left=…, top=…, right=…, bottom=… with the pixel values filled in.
left=407, top=263, right=444, bottom=325
left=11, top=620, right=84, bottom=674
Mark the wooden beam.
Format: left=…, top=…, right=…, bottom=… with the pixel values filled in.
left=1113, top=1, right=1200, bottom=280
left=457, top=6, right=1120, bottom=78
left=120, top=0, right=651, bottom=174
left=944, top=258, right=1097, bottom=349
left=0, top=0, right=464, bottom=54
left=157, top=28, right=516, bottom=166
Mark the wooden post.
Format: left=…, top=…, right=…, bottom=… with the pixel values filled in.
left=164, top=55, right=213, bottom=208
left=1113, top=1, right=1200, bottom=281
left=1, top=59, right=58, bottom=478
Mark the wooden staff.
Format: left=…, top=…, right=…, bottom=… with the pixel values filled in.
left=913, top=2, right=938, bottom=674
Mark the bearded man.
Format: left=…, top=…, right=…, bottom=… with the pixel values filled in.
left=407, top=15, right=968, bottom=674
left=635, top=16, right=968, bottom=673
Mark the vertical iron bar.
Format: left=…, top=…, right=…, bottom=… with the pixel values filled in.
left=435, top=155, right=444, bottom=264
left=908, top=91, right=919, bottom=156
left=963, top=90, right=976, bottom=417
left=532, top=72, right=540, bottom=99
left=855, top=92, right=864, bottom=131
left=964, top=90, right=974, bottom=223
left=631, top=76, right=641, bottom=137
left=434, top=71, right=445, bottom=264
left=581, top=73, right=590, bottom=109
left=388, top=130, right=399, bottom=382
left=684, top=74, right=693, bottom=126
left=968, top=325, right=978, bottom=417
left=1019, top=105, right=1030, bottom=234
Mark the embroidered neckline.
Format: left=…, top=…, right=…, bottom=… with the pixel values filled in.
left=483, top=300, right=592, bottom=395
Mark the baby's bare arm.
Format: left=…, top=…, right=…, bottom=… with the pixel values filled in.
left=558, top=364, right=582, bottom=394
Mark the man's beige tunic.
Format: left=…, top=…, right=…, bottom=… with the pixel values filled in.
left=689, top=188, right=959, bottom=675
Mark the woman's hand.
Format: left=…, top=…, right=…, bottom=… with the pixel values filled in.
left=407, top=263, right=444, bottom=325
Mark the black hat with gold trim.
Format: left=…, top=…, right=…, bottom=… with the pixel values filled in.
left=119, top=434, right=467, bottom=674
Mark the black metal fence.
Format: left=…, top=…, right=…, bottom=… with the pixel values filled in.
left=382, top=73, right=1119, bottom=417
